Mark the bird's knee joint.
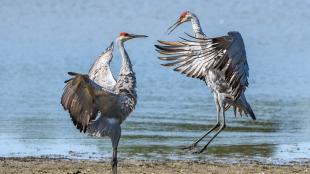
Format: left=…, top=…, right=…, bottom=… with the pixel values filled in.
left=218, top=121, right=226, bottom=129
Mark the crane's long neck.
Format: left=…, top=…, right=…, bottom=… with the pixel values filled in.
left=190, top=14, right=205, bottom=38
left=115, top=40, right=136, bottom=96
left=118, top=41, right=134, bottom=76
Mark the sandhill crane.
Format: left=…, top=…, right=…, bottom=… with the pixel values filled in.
left=155, top=11, right=256, bottom=153
left=61, top=32, right=147, bottom=174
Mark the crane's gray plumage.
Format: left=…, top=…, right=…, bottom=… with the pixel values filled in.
left=61, top=33, right=147, bottom=174
left=156, top=11, right=255, bottom=153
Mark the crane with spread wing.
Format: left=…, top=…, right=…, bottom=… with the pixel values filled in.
left=61, top=32, right=147, bottom=174
left=156, top=11, right=255, bottom=154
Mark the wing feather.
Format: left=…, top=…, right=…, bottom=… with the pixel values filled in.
left=61, top=72, right=118, bottom=132
left=156, top=31, right=250, bottom=100
left=88, top=42, right=116, bottom=89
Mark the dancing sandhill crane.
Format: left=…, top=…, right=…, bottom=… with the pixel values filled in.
left=61, top=32, right=147, bottom=174
left=155, top=11, right=256, bottom=153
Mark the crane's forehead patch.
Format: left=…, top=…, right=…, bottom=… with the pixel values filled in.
left=120, top=32, right=129, bottom=36
left=180, top=11, right=188, bottom=19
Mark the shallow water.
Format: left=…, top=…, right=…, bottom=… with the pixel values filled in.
left=0, top=0, right=310, bottom=164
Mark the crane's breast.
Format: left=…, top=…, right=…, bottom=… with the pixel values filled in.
left=99, top=92, right=136, bottom=123
left=117, top=92, right=137, bottom=122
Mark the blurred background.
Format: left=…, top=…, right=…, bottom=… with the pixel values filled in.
left=0, top=0, right=309, bottom=163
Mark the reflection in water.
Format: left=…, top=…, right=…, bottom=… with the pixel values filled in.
left=0, top=0, right=310, bottom=164
left=119, top=144, right=276, bottom=160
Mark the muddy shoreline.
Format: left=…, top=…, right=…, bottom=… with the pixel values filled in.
left=0, top=157, right=309, bottom=174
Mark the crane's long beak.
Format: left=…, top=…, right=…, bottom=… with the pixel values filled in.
left=129, top=34, right=148, bottom=38
left=167, top=20, right=182, bottom=35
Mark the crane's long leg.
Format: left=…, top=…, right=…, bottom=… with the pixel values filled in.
left=111, top=126, right=121, bottom=174
left=112, top=147, right=118, bottom=174
left=183, top=122, right=219, bottom=150
left=194, top=99, right=226, bottom=154
left=183, top=93, right=220, bottom=150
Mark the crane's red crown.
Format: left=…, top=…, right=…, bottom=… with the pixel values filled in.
left=179, top=11, right=189, bottom=20
left=120, top=32, right=129, bottom=36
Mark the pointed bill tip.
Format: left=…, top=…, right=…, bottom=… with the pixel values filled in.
left=166, top=20, right=182, bottom=35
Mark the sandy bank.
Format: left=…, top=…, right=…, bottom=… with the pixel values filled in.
left=0, top=157, right=309, bottom=174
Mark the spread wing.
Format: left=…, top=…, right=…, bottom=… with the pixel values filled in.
left=61, top=72, right=118, bottom=133
left=88, top=42, right=116, bottom=89
left=156, top=31, right=250, bottom=100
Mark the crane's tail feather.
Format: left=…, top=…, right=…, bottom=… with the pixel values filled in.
left=64, top=72, right=82, bottom=83
left=233, top=94, right=256, bottom=120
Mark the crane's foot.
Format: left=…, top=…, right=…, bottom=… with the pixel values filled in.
left=192, top=148, right=207, bottom=154
left=192, top=142, right=213, bottom=154
left=111, top=153, right=118, bottom=174
left=111, top=159, right=117, bottom=174
left=182, top=143, right=197, bottom=151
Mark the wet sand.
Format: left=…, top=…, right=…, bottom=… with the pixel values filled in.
left=0, top=157, right=309, bottom=174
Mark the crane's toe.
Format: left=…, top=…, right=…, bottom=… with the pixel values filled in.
left=182, top=143, right=198, bottom=151
left=193, top=148, right=206, bottom=154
